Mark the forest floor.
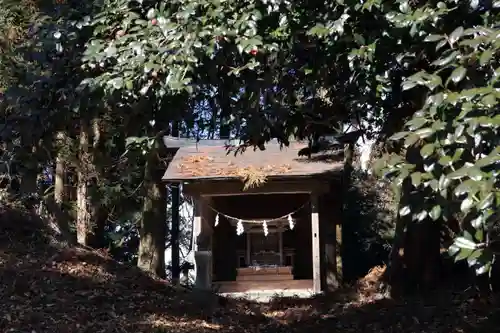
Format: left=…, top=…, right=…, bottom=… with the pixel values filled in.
left=0, top=207, right=498, bottom=333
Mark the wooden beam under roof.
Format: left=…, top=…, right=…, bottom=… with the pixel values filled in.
left=183, top=179, right=331, bottom=196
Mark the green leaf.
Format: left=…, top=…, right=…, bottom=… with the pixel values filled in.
left=448, top=244, right=460, bottom=256
left=353, top=33, right=365, bottom=45
left=146, top=8, right=157, bottom=20
left=429, top=205, right=442, bottom=221
left=429, top=179, right=439, bottom=191
left=415, top=210, right=428, bottom=222
left=307, top=24, right=330, bottom=37
left=411, top=172, right=422, bottom=187
left=125, top=80, right=133, bottom=90
left=454, top=179, right=479, bottom=196
left=415, top=127, right=434, bottom=139
left=110, top=77, right=124, bottom=89
left=449, top=66, right=466, bottom=84
left=481, top=94, right=496, bottom=107
left=454, top=236, right=477, bottom=250
left=428, top=92, right=444, bottom=106
left=401, top=80, right=417, bottom=91
left=404, top=133, right=420, bottom=147
left=467, top=167, right=484, bottom=181
left=477, top=193, right=494, bottom=210
left=448, top=167, right=469, bottom=179
left=449, top=26, right=464, bottom=45
left=479, top=49, right=493, bottom=66
left=399, top=205, right=411, bottom=216
left=432, top=51, right=459, bottom=67
left=454, top=125, right=465, bottom=138
left=475, top=229, right=484, bottom=242
left=460, top=196, right=475, bottom=212
left=475, top=262, right=491, bottom=275
left=438, top=155, right=452, bottom=166
left=467, top=249, right=482, bottom=266
left=406, top=117, right=428, bottom=130
left=476, top=153, right=500, bottom=168
left=452, top=148, right=464, bottom=161
left=438, top=174, right=451, bottom=190
left=420, top=143, right=435, bottom=158
left=436, top=39, right=447, bottom=51
left=455, top=248, right=473, bottom=261
left=471, top=215, right=484, bottom=228
left=424, top=34, right=444, bottom=42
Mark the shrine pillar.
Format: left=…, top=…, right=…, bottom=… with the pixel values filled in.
left=193, top=196, right=213, bottom=290
left=311, top=192, right=321, bottom=293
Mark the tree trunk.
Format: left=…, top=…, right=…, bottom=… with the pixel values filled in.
left=89, top=118, right=107, bottom=248
left=76, top=118, right=106, bottom=247
left=404, top=217, right=441, bottom=292
left=54, top=155, right=66, bottom=205
left=76, top=120, right=95, bottom=246
left=48, top=136, right=75, bottom=243
left=382, top=206, right=406, bottom=297
left=337, top=142, right=355, bottom=284
left=137, top=144, right=167, bottom=279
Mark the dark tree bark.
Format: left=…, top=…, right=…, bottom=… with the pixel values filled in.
left=49, top=131, right=75, bottom=243
left=137, top=142, right=167, bottom=279
left=337, top=142, right=356, bottom=285
left=76, top=118, right=104, bottom=247
left=382, top=151, right=442, bottom=296
left=382, top=190, right=407, bottom=297
left=76, top=119, right=93, bottom=245
left=404, top=217, right=441, bottom=291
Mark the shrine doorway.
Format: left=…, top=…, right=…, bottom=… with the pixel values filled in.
left=210, top=193, right=313, bottom=293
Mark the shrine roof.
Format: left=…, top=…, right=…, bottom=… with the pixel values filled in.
left=162, top=137, right=344, bottom=182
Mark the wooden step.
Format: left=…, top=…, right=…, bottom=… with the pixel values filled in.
left=236, top=273, right=293, bottom=281
left=237, top=266, right=292, bottom=276
left=214, top=279, right=313, bottom=293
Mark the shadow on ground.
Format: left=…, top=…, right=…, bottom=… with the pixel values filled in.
left=0, top=207, right=498, bottom=333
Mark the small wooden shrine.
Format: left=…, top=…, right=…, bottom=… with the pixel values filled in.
left=162, top=137, right=344, bottom=294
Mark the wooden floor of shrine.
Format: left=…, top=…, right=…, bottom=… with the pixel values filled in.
left=213, top=266, right=313, bottom=293
left=214, top=279, right=314, bottom=293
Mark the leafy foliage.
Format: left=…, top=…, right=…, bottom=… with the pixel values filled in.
left=375, top=1, right=499, bottom=276
left=66, top=0, right=500, bottom=281
left=1, top=0, right=499, bottom=291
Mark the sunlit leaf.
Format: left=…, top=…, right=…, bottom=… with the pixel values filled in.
left=460, top=196, right=475, bottom=212
left=432, top=51, right=459, bottom=67
left=449, top=26, right=464, bottom=45
left=420, top=143, right=435, bottom=158
left=429, top=205, right=441, bottom=221
left=411, top=172, right=422, bottom=187
left=454, top=236, right=477, bottom=250
left=479, top=50, right=493, bottom=66
left=450, top=66, right=466, bottom=84
left=424, top=34, right=444, bottom=42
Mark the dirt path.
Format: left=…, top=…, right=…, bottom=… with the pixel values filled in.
left=0, top=209, right=497, bottom=333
